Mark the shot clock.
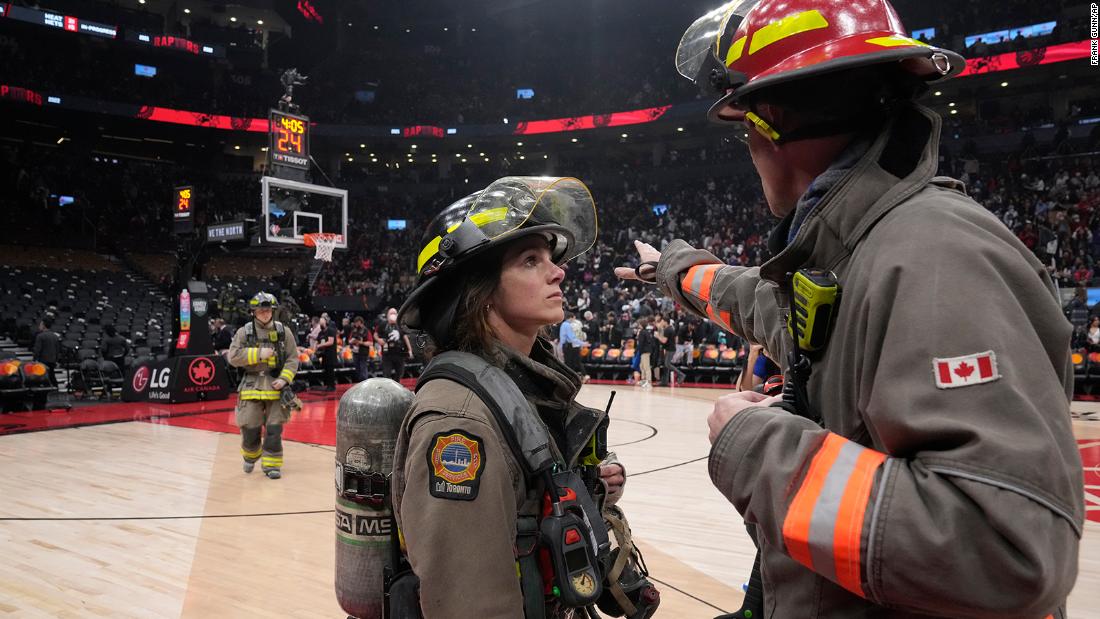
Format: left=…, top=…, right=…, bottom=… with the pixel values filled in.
left=269, top=109, right=310, bottom=170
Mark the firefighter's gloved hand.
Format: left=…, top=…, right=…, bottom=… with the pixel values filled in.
left=258, top=347, right=275, bottom=360
left=272, top=379, right=287, bottom=390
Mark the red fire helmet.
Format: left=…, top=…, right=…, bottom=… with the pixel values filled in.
left=676, top=0, right=965, bottom=123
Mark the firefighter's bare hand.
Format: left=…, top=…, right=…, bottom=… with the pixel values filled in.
left=271, top=379, right=287, bottom=390
left=614, top=240, right=661, bottom=282
left=258, top=347, right=275, bottom=360
left=708, top=393, right=782, bottom=443
left=599, top=463, right=626, bottom=500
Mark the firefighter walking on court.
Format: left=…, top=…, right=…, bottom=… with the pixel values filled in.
left=227, top=292, right=302, bottom=479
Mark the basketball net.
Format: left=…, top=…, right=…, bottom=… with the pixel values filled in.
left=304, top=233, right=341, bottom=262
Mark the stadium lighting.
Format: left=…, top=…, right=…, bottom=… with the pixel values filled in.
left=405, top=28, right=411, bottom=33
left=948, top=102, right=955, bottom=107
left=56, top=137, right=66, bottom=144
left=517, top=141, right=523, bottom=146
left=503, top=118, right=509, bottom=124
left=571, top=138, right=578, bottom=143
left=544, top=155, right=549, bottom=159
left=471, top=28, right=477, bottom=32
left=348, top=157, right=354, bottom=162
left=230, top=17, right=237, bottom=22
left=950, top=109, right=958, bottom=115
left=139, top=0, right=145, bottom=4
left=359, top=144, right=365, bottom=148
left=444, top=27, right=448, bottom=31
left=461, top=158, right=467, bottom=163
left=677, top=127, right=684, bottom=132
left=411, top=144, right=418, bottom=149
left=479, top=152, right=485, bottom=156
left=371, top=157, right=378, bottom=162
left=621, top=133, right=628, bottom=138
left=934, top=91, right=942, bottom=96
left=261, top=147, right=268, bottom=152
left=347, top=22, right=353, bottom=27
left=374, top=25, right=379, bottom=30
left=519, top=155, right=526, bottom=160
left=257, top=20, right=264, bottom=25
left=484, top=158, right=490, bottom=162
left=183, top=8, right=190, bottom=13
left=234, top=145, right=240, bottom=150
left=1001, top=81, right=1008, bottom=87
left=467, top=144, right=473, bottom=148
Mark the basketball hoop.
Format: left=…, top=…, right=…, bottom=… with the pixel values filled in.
left=303, top=232, right=343, bottom=262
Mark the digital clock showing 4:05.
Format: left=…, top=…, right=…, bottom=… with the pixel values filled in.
left=269, top=110, right=310, bottom=170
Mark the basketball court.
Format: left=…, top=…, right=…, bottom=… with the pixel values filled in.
left=2, top=384, right=1098, bottom=618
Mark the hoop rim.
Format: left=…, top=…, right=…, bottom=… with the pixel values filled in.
left=302, top=232, right=344, bottom=248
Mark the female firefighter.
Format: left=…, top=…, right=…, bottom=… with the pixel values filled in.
left=390, top=177, right=658, bottom=618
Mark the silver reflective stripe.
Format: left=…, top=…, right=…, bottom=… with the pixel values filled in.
left=689, top=266, right=708, bottom=299
left=806, top=440, right=866, bottom=581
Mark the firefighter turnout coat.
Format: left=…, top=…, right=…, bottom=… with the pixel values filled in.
left=227, top=319, right=300, bottom=413
left=654, top=103, right=1084, bottom=618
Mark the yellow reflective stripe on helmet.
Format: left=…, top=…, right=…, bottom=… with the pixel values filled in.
left=279, top=369, right=295, bottom=382
left=865, top=35, right=930, bottom=48
left=467, top=206, right=509, bottom=227
left=416, top=206, right=511, bottom=274
left=746, top=111, right=781, bottom=141
left=725, top=35, right=747, bottom=66
left=240, top=390, right=281, bottom=400
left=749, top=10, right=829, bottom=56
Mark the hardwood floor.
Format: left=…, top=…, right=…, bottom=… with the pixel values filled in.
left=1, top=386, right=1097, bottom=618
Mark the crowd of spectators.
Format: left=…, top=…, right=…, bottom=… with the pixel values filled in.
left=6, top=110, right=1100, bottom=387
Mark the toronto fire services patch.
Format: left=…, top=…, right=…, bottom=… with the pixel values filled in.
left=933, top=351, right=1000, bottom=389
left=427, top=430, right=484, bottom=501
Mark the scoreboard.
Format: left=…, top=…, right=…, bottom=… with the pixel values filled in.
left=269, top=110, right=310, bottom=170
left=173, top=185, right=193, bottom=234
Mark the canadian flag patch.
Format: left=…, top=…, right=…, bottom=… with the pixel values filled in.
left=933, top=351, right=1000, bottom=389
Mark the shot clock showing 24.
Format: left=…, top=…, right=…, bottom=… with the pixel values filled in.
left=269, top=109, right=310, bottom=170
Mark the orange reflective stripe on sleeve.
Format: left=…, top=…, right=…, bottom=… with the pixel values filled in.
left=782, top=433, right=886, bottom=597
left=683, top=263, right=721, bottom=302
left=705, top=303, right=733, bottom=332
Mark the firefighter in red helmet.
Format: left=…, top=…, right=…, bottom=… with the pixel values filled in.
left=618, top=0, right=1084, bottom=617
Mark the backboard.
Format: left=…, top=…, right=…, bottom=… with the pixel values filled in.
left=261, top=176, right=348, bottom=249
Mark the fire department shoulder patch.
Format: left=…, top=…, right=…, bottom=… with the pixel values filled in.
left=427, top=430, right=484, bottom=501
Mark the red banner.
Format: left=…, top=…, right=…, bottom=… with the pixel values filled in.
left=0, top=85, right=43, bottom=106
left=100, top=41, right=1092, bottom=134
left=958, top=40, right=1092, bottom=77
left=513, top=105, right=672, bottom=136
left=134, top=106, right=269, bottom=132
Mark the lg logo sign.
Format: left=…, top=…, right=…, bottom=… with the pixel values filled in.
left=132, top=366, right=171, bottom=392
left=151, top=368, right=171, bottom=389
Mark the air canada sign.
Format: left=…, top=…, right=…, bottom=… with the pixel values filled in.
left=123, top=355, right=231, bottom=403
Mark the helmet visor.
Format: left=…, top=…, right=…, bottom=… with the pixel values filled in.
left=468, top=176, right=597, bottom=254
left=675, top=0, right=759, bottom=88
left=417, top=176, right=597, bottom=274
